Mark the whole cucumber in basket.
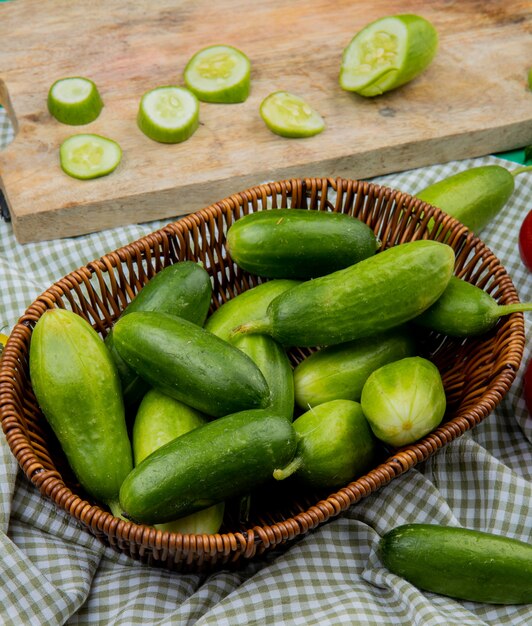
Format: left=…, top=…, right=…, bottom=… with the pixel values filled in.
left=120, top=409, right=297, bottom=524
left=206, top=280, right=299, bottom=421
left=226, top=208, right=378, bottom=279
left=416, top=164, right=532, bottom=234
left=29, top=309, right=132, bottom=516
left=414, top=275, right=532, bottom=337
left=273, top=400, right=377, bottom=489
left=360, top=356, right=446, bottom=447
left=294, top=328, right=417, bottom=409
left=106, top=261, right=212, bottom=410
left=379, top=524, right=532, bottom=604
left=113, top=311, right=270, bottom=418
left=233, top=240, right=455, bottom=348
left=132, top=390, right=224, bottom=533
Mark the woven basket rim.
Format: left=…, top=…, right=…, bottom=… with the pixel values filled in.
left=0, top=176, right=525, bottom=568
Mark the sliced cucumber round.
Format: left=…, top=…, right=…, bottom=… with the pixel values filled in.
left=137, top=86, right=200, bottom=143
left=339, top=14, right=438, bottom=97
left=48, top=77, right=104, bottom=125
left=260, top=91, right=325, bottom=138
left=184, top=44, right=251, bottom=103
left=59, top=134, right=122, bottom=180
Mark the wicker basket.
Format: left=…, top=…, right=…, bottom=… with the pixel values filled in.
left=0, top=177, right=525, bottom=572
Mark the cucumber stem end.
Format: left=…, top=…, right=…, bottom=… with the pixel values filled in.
left=273, top=456, right=303, bottom=481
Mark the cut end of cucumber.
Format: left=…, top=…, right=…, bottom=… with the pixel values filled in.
left=340, top=17, right=406, bottom=95
left=339, top=14, right=437, bottom=97
left=48, top=77, right=104, bottom=125
left=137, top=86, right=200, bottom=143
left=260, top=91, right=325, bottom=138
left=60, top=134, right=122, bottom=180
left=184, top=44, right=251, bottom=103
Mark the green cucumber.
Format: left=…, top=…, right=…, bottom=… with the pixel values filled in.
left=137, top=86, right=199, bottom=143
left=29, top=309, right=132, bottom=515
left=119, top=409, right=297, bottom=523
left=260, top=91, right=325, bottom=138
left=414, top=275, right=532, bottom=337
left=48, top=76, right=103, bottom=125
left=234, top=240, right=455, bottom=347
left=106, top=261, right=212, bottom=410
left=113, top=311, right=269, bottom=417
left=416, top=164, right=532, bottom=234
left=226, top=209, right=378, bottom=279
left=205, top=279, right=300, bottom=341
left=232, top=335, right=295, bottom=421
left=184, top=44, right=251, bottom=103
left=360, top=356, right=446, bottom=447
left=379, top=524, right=532, bottom=604
left=339, top=14, right=438, bottom=97
left=273, top=400, right=377, bottom=489
left=132, top=390, right=224, bottom=533
left=206, top=279, right=299, bottom=420
left=60, top=134, right=122, bottom=180
left=294, top=328, right=417, bottom=409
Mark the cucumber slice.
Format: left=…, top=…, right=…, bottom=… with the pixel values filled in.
left=184, top=44, right=251, bottom=103
left=48, top=77, right=103, bottom=125
left=260, top=91, right=325, bottom=138
left=59, top=134, right=122, bottom=180
left=339, top=14, right=438, bottom=97
left=137, top=86, right=199, bottom=143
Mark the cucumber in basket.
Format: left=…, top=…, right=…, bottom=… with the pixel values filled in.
left=233, top=240, right=455, bottom=347
left=273, top=400, right=377, bottom=489
left=120, top=409, right=297, bottom=524
left=132, top=389, right=224, bottom=533
left=206, top=279, right=299, bottom=421
left=226, top=209, right=378, bottom=279
left=106, top=261, right=212, bottom=410
left=113, top=311, right=270, bottom=418
left=294, top=327, right=417, bottom=409
left=29, top=309, right=132, bottom=516
left=379, top=524, right=532, bottom=604
left=414, top=275, right=532, bottom=337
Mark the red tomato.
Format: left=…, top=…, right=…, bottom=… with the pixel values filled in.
left=519, top=209, right=532, bottom=271
left=524, top=359, right=532, bottom=416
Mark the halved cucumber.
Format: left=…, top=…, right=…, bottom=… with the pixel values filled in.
left=137, top=86, right=199, bottom=143
left=260, top=91, right=325, bottom=138
left=48, top=76, right=104, bottom=125
left=184, top=44, right=251, bottom=103
left=59, top=134, right=122, bottom=180
left=339, top=14, right=438, bottom=97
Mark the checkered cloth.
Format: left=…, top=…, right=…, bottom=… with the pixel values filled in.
left=0, top=107, right=530, bottom=625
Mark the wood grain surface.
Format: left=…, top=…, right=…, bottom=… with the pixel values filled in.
left=1, top=0, right=531, bottom=243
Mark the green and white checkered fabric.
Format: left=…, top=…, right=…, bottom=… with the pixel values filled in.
left=0, top=107, right=530, bottom=625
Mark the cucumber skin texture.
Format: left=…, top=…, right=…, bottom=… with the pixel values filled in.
left=205, top=279, right=300, bottom=342
left=416, top=165, right=514, bottom=234
left=226, top=209, right=378, bottom=279
left=119, top=410, right=297, bottom=523
left=294, top=328, right=417, bottom=409
left=361, top=356, right=446, bottom=447
left=106, top=261, right=212, bottom=409
left=113, top=311, right=270, bottom=418
left=291, top=400, right=376, bottom=488
left=414, top=275, right=506, bottom=337
left=248, top=240, right=455, bottom=347
left=132, top=389, right=224, bottom=534
left=233, top=335, right=295, bottom=421
left=205, top=280, right=298, bottom=421
left=379, top=524, right=532, bottom=604
left=132, top=389, right=206, bottom=465
left=29, top=309, right=132, bottom=505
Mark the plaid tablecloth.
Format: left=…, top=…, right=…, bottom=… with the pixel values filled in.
left=0, top=107, right=531, bottom=625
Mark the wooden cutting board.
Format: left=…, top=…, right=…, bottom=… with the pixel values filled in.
left=1, top=0, right=531, bottom=244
